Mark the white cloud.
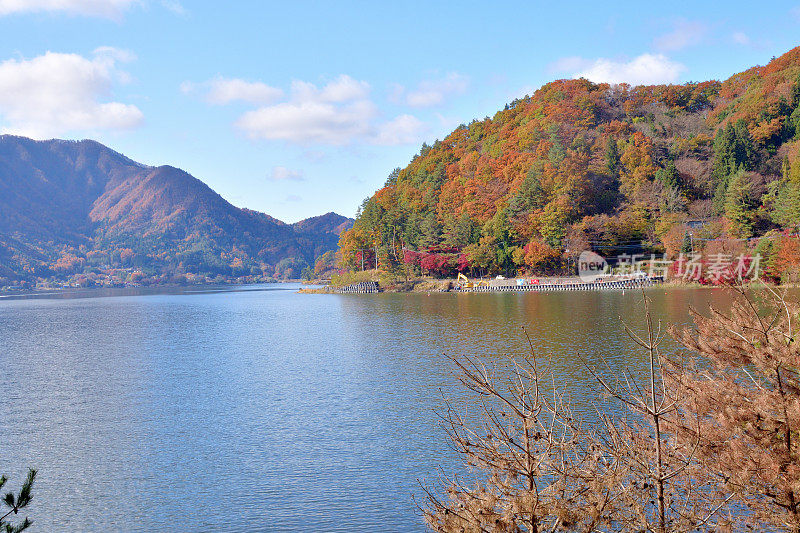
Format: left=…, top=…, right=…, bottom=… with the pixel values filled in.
left=318, top=75, right=370, bottom=102
left=191, top=73, right=422, bottom=146
left=732, top=32, right=751, bottom=46
left=0, top=0, right=183, bottom=17
left=0, top=49, right=143, bottom=138
left=653, top=20, right=706, bottom=52
left=236, top=99, right=376, bottom=145
left=570, top=54, right=686, bottom=85
left=183, top=76, right=283, bottom=105
left=0, top=0, right=140, bottom=18
left=232, top=75, right=418, bottom=145
left=289, top=74, right=370, bottom=104
left=373, top=114, right=425, bottom=146
left=393, top=72, right=469, bottom=107
left=269, top=166, right=304, bottom=181
left=211, top=78, right=281, bottom=105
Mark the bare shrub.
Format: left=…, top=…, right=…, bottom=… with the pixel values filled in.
left=421, top=294, right=740, bottom=532
left=668, top=286, right=800, bottom=532
left=420, top=345, right=622, bottom=532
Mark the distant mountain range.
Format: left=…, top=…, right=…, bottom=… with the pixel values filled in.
left=0, top=136, right=352, bottom=284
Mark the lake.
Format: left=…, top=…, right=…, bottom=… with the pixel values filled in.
left=0, top=284, right=752, bottom=531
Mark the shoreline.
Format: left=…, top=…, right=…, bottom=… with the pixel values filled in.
left=299, top=277, right=797, bottom=295
left=299, top=278, right=451, bottom=294
left=0, top=280, right=303, bottom=299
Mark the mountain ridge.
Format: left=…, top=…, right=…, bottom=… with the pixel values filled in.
left=0, top=135, right=352, bottom=284
left=339, top=45, right=800, bottom=281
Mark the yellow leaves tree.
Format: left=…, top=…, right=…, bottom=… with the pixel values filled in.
left=337, top=227, right=370, bottom=270
left=534, top=197, right=573, bottom=247
left=620, top=132, right=657, bottom=203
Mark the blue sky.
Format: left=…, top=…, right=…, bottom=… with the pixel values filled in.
left=0, top=1, right=799, bottom=222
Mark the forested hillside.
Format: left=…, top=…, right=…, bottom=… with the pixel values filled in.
left=0, top=136, right=352, bottom=287
left=340, top=46, right=800, bottom=281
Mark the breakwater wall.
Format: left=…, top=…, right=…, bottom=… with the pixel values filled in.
left=462, top=277, right=662, bottom=292
left=338, top=281, right=380, bottom=294
left=335, top=277, right=663, bottom=294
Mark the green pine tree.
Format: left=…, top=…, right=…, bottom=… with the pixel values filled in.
left=604, top=137, right=620, bottom=177
left=420, top=213, right=442, bottom=249
left=0, top=469, right=36, bottom=533
left=772, top=179, right=800, bottom=229
left=712, top=120, right=756, bottom=214
left=724, top=169, right=755, bottom=237
left=680, top=232, right=693, bottom=255
left=508, top=168, right=545, bottom=217
left=655, top=160, right=680, bottom=190
left=443, top=213, right=476, bottom=248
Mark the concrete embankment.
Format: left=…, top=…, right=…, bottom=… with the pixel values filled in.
left=300, top=276, right=663, bottom=294
left=464, top=276, right=662, bottom=292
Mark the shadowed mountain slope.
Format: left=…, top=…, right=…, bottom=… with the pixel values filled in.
left=0, top=136, right=352, bottom=281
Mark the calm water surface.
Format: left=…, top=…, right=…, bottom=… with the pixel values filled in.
left=0, top=284, right=753, bottom=531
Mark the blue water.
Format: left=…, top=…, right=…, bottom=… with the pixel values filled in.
left=0, top=284, right=742, bottom=531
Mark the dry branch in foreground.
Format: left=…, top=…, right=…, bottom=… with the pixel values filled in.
left=668, top=286, right=800, bottom=532
left=420, top=290, right=796, bottom=532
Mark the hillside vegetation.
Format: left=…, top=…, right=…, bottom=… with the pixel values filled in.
left=340, top=46, right=800, bottom=282
left=0, top=136, right=352, bottom=287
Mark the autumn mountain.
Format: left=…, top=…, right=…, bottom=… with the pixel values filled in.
left=340, top=46, right=800, bottom=280
left=0, top=136, right=352, bottom=282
